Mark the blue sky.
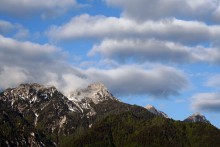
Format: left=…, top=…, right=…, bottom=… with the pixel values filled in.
left=1, top=0, right=220, bottom=128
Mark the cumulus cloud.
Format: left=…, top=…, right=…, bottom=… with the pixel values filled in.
left=0, top=35, right=88, bottom=94
left=0, top=66, right=29, bottom=89
left=86, top=65, right=188, bottom=97
left=0, top=0, right=78, bottom=19
left=0, top=20, right=29, bottom=40
left=47, top=14, right=220, bottom=46
left=90, top=38, right=220, bottom=64
left=191, top=92, right=220, bottom=112
left=47, top=14, right=220, bottom=64
left=0, top=35, right=189, bottom=97
left=106, top=0, right=220, bottom=22
left=0, top=35, right=58, bottom=61
left=89, top=38, right=195, bottom=63
left=47, top=14, right=135, bottom=41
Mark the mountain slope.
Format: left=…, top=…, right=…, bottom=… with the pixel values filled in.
left=64, top=113, right=220, bottom=147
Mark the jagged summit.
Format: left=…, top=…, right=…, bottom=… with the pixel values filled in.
left=184, top=112, right=210, bottom=123
left=145, top=105, right=169, bottom=118
left=146, top=105, right=155, bottom=110
left=18, top=83, right=55, bottom=89
left=87, top=83, right=107, bottom=91
left=69, top=82, right=117, bottom=104
left=7, top=83, right=57, bottom=94
left=2, top=83, right=57, bottom=104
left=1, top=82, right=118, bottom=113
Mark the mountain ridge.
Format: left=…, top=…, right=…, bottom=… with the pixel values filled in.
left=0, top=83, right=213, bottom=125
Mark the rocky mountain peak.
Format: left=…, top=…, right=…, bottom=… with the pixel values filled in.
left=69, top=83, right=117, bottom=104
left=87, top=83, right=107, bottom=91
left=1, top=83, right=57, bottom=106
left=7, top=83, right=56, bottom=94
left=145, top=105, right=169, bottom=118
left=184, top=112, right=210, bottom=123
left=19, top=83, right=43, bottom=89
left=146, top=105, right=155, bottom=110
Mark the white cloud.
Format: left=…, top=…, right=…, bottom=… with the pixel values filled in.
left=89, top=38, right=220, bottom=64
left=47, top=14, right=220, bottom=45
left=47, top=14, right=220, bottom=64
left=195, top=48, right=220, bottom=64
left=0, top=66, right=29, bottom=89
left=0, top=0, right=78, bottom=19
left=0, top=35, right=88, bottom=94
left=86, top=65, right=188, bottom=97
left=206, top=74, right=220, bottom=88
left=0, top=20, right=30, bottom=40
left=0, top=34, right=189, bottom=98
left=106, top=0, right=220, bottom=22
left=191, top=92, right=220, bottom=112
left=0, top=35, right=58, bottom=58
left=89, top=38, right=194, bottom=63
left=47, top=14, right=136, bottom=41
left=47, top=14, right=220, bottom=66
left=60, top=74, right=90, bottom=95
left=0, top=20, right=14, bottom=34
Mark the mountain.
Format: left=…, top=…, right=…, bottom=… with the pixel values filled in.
left=145, top=105, right=169, bottom=118
left=184, top=112, right=210, bottom=123
left=0, top=83, right=220, bottom=147
left=0, top=83, right=153, bottom=146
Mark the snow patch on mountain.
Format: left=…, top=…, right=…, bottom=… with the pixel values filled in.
left=34, top=113, right=39, bottom=126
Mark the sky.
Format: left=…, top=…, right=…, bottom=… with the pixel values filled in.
left=0, top=0, right=220, bottom=128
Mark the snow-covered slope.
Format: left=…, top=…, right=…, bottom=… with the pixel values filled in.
left=184, top=112, right=210, bottom=123
left=145, top=105, right=169, bottom=118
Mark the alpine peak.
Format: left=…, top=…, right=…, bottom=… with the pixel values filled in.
left=2, top=83, right=57, bottom=104
left=184, top=112, right=210, bottom=123
left=87, top=83, right=107, bottom=91
left=69, top=82, right=117, bottom=104
left=145, top=105, right=169, bottom=118
left=146, top=105, right=155, bottom=110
